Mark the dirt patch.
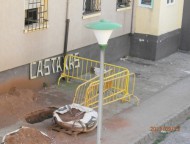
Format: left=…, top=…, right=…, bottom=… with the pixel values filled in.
left=8, top=87, right=20, bottom=96
left=104, top=116, right=129, bottom=130
left=3, top=127, right=52, bottom=144
left=25, top=107, right=57, bottom=124
left=58, top=108, right=85, bottom=122
left=0, top=88, right=41, bottom=128
left=0, top=77, right=45, bottom=95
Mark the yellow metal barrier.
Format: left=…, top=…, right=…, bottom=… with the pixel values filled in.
left=58, top=55, right=128, bottom=84
left=73, top=69, right=113, bottom=106
left=58, top=55, right=139, bottom=108
left=84, top=72, right=139, bottom=108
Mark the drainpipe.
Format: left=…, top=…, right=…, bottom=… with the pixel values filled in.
left=63, top=0, right=70, bottom=58
left=130, top=0, right=135, bottom=35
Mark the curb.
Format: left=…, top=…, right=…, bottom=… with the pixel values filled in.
left=132, top=104, right=190, bottom=144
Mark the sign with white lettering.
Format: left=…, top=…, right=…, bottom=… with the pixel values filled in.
left=30, top=56, right=63, bottom=79
left=29, top=53, right=80, bottom=79
left=65, top=53, right=80, bottom=70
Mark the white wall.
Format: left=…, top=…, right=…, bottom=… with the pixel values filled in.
left=134, top=0, right=161, bottom=35
left=134, top=0, right=184, bottom=36
left=68, top=0, right=132, bottom=50
left=158, top=0, right=184, bottom=35
left=0, top=0, right=132, bottom=72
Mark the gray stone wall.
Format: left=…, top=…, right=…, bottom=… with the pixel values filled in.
left=130, top=29, right=181, bottom=61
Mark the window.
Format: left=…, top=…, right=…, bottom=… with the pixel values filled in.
left=25, top=8, right=38, bottom=26
left=83, top=0, right=101, bottom=15
left=117, top=0, right=131, bottom=9
left=24, top=0, right=48, bottom=32
left=167, top=0, right=175, bottom=5
left=139, top=0, right=153, bottom=8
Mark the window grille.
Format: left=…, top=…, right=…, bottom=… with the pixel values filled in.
left=117, top=0, right=131, bottom=9
left=83, top=0, right=101, bottom=15
left=25, top=0, right=48, bottom=32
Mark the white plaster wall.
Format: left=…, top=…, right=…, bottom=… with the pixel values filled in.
left=0, top=0, right=132, bottom=72
left=0, top=0, right=66, bottom=72
left=68, top=0, right=132, bottom=50
left=134, top=0, right=161, bottom=35
left=158, top=0, right=184, bottom=35
left=134, top=0, right=184, bottom=36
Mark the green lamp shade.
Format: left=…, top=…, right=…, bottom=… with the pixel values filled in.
left=85, top=19, right=122, bottom=45
left=85, top=19, right=122, bottom=30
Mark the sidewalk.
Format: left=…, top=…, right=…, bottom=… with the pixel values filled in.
left=76, top=52, right=190, bottom=144
left=41, top=52, right=190, bottom=144
left=0, top=52, right=190, bottom=144
left=100, top=75, right=190, bottom=144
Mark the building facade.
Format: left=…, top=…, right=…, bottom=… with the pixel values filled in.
left=0, top=0, right=188, bottom=93
left=131, top=0, right=184, bottom=60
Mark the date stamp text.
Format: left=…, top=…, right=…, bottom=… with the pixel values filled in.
left=150, top=126, right=180, bottom=132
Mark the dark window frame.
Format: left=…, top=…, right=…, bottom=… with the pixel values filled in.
left=24, top=0, right=48, bottom=32
left=167, top=0, right=175, bottom=5
left=141, top=0, right=152, bottom=5
left=117, top=0, right=131, bottom=9
left=139, top=0, right=153, bottom=8
left=25, top=8, right=38, bottom=26
left=83, top=0, right=101, bottom=15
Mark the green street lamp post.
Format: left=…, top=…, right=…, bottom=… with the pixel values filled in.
left=85, top=19, right=122, bottom=144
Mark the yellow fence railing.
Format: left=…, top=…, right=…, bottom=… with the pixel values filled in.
left=58, top=55, right=139, bottom=109
left=73, top=69, right=113, bottom=106
left=58, top=55, right=128, bottom=84
left=84, top=72, right=139, bottom=108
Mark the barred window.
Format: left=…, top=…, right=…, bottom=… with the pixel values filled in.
left=117, top=0, right=131, bottom=9
left=25, top=0, right=48, bottom=32
left=83, top=0, right=101, bottom=15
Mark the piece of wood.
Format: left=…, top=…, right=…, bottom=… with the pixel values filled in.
left=49, top=124, right=81, bottom=136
